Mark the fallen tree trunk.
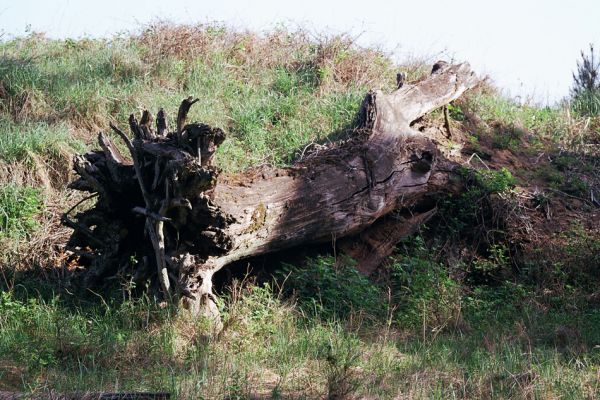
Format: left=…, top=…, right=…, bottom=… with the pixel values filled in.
left=64, top=62, right=479, bottom=317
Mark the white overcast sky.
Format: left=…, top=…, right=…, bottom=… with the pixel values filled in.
left=1, top=0, right=599, bottom=105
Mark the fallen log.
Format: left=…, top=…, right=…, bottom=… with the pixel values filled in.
left=64, top=62, right=479, bottom=318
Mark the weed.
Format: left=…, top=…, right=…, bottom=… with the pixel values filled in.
left=316, top=326, right=361, bottom=399
left=388, top=237, right=461, bottom=332
left=438, top=167, right=516, bottom=234
left=0, top=184, right=42, bottom=238
left=536, top=165, right=565, bottom=188
left=0, top=119, right=83, bottom=163
left=276, top=256, right=383, bottom=320
left=492, top=124, right=525, bottom=150
left=447, top=102, right=465, bottom=121
left=463, top=89, right=570, bottom=140
left=572, top=89, right=600, bottom=116
left=562, top=175, right=589, bottom=195
left=2, top=276, right=598, bottom=398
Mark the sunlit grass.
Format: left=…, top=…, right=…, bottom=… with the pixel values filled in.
left=0, top=277, right=598, bottom=399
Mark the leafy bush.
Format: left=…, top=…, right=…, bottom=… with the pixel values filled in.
left=277, top=256, right=383, bottom=320
left=389, top=237, right=461, bottom=330
left=463, top=281, right=531, bottom=325
left=0, top=184, right=42, bottom=238
left=438, top=167, right=515, bottom=234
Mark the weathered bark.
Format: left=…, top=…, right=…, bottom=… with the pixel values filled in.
left=64, top=62, right=479, bottom=317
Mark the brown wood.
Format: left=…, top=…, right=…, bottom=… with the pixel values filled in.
left=64, top=62, right=479, bottom=317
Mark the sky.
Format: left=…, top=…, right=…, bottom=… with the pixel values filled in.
left=1, top=0, right=599, bottom=105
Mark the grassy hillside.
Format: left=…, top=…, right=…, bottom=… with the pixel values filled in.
left=1, top=24, right=599, bottom=399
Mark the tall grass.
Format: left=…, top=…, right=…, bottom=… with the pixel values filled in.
left=0, top=184, right=42, bottom=238
left=1, top=268, right=598, bottom=399
left=461, top=88, right=571, bottom=140
left=0, top=26, right=399, bottom=171
left=1, top=24, right=599, bottom=399
left=0, top=119, right=83, bottom=163
left=572, top=89, right=600, bottom=117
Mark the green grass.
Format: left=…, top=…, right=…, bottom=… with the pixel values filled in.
left=1, top=24, right=599, bottom=399
left=0, top=27, right=395, bottom=172
left=572, top=89, right=600, bottom=117
left=462, top=90, right=571, bottom=141
left=0, top=184, right=42, bottom=238
left=0, top=119, right=83, bottom=163
left=0, top=271, right=598, bottom=399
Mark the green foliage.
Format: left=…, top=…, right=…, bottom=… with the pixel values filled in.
left=470, top=167, right=517, bottom=193
left=463, top=281, right=529, bottom=325
left=1, top=276, right=599, bottom=398
left=0, top=184, right=42, bottom=238
left=315, top=325, right=362, bottom=399
left=277, top=256, right=383, bottom=320
left=389, top=237, right=461, bottom=330
left=470, top=243, right=509, bottom=278
left=571, top=44, right=599, bottom=98
left=0, top=26, right=599, bottom=399
left=439, top=167, right=515, bottom=233
left=0, top=29, right=395, bottom=172
left=0, top=119, right=83, bottom=163
left=463, top=91, right=570, bottom=140
left=447, top=102, right=465, bottom=121
left=536, top=165, right=564, bottom=188
left=492, top=125, right=525, bottom=150
left=563, top=175, right=589, bottom=195
left=571, top=89, right=600, bottom=116
left=550, top=222, right=600, bottom=289
left=553, top=153, right=578, bottom=171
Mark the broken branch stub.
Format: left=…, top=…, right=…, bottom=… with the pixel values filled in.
left=64, top=62, right=479, bottom=317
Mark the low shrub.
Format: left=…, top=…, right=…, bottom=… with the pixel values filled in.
left=0, top=184, right=43, bottom=238
left=276, top=255, right=383, bottom=320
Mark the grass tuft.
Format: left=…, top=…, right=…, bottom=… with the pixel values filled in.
left=0, top=184, right=42, bottom=239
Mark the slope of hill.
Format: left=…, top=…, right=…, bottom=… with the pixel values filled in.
left=0, top=24, right=599, bottom=399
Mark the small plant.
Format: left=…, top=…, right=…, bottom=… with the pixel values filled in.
left=316, top=327, right=362, bottom=400
left=492, top=125, right=525, bottom=150
left=0, top=184, right=43, bottom=238
left=535, top=166, right=564, bottom=189
left=447, top=102, right=465, bottom=121
left=438, top=167, right=516, bottom=234
left=469, top=243, right=510, bottom=284
left=562, top=175, right=589, bottom=195
left=470, top=167, right=516, bottom=193
left=276, top=256, right=383, bottom=320
left=571, top=44, right=600, bottom=116
left=388, top=239, right=461, bottom=332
